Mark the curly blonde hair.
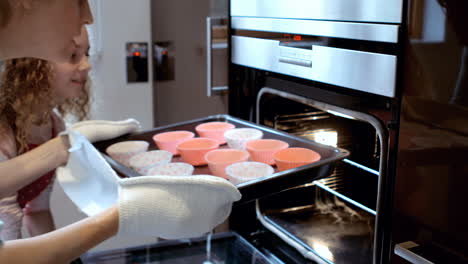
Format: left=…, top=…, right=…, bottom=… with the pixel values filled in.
left=0, top=58, right=91, bottom=153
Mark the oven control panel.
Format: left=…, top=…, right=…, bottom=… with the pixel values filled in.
left=232, top=35, right=397, bottom=98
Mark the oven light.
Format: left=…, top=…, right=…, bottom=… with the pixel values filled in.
left=312, top=241, right=334, bottom=261
left=326, top=110, right=356, bottom=120
left=312, top=130, right=338, bottom=147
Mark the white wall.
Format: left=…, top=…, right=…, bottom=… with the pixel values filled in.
left=51, top=0, right=159, bottom=254
left=89, top=0, right=154, bottom=129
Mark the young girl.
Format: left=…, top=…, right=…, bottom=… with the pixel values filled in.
left=0, top=2, right=240, bottom=262
left=0, top=26, right=91, bottom=240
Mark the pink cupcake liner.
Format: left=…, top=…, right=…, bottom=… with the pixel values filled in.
left=204, top=149, right=250, bottom=179
left=246, top=139, right=289, bottom=165
left=152, top=130, right=195, bottom=155
left=274, top=147, right=321, bottom=172
left=176, top=138, right=219, bottom=166
left=195, top=122, right=235, bottom=144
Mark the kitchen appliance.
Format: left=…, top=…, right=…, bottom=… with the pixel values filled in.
left=227, top=0, right=402, bottom=263
left=84, top=0, right=468, bottom=263
left=228, top=0, right=468, bottom=263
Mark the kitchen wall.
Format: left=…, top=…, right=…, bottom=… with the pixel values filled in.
left=152, top=0, right=228, bottom=126
left=88, top=0, right=154, bottom=129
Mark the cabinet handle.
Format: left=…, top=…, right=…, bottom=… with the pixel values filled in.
left=206, top=16, right=228, bottom=97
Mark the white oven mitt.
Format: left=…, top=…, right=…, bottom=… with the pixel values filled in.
left=70, top=118, right=141, bottom=143
left=117, top=175, right=241, bottom=239
left=56, top=130, right=120, bottom=216
left=56, top=131, right=242, bottom=239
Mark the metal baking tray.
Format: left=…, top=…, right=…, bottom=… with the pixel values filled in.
left=93, top=115, right=349, bottom=205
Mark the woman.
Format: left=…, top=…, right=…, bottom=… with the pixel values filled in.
left=0, top=0, right=93, bottom=62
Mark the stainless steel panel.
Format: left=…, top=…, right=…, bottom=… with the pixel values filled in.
left=232, top=36, right=397, bottom=97
left=394, top=242, right=435, bottom=264
left=231, top=17, right=400, bottom=43
left=310, top=45, right=397, bottom=97
left=231, top=36, right=280, bottom=71
left=231, top=0, right=403, bottom=24
left=392, top=0, right=468, bottom=261
left=206, top=17, right=229, bottom=97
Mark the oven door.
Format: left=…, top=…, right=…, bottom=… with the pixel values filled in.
left=251, top=87, right=388, bottom=264
left=81, top=232, right=282, bottom=264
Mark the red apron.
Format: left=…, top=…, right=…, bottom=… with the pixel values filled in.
left=17, top=125, right=57, bottom=208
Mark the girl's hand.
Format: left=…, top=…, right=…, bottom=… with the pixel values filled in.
left=117, top=175, right=241, bottom=239
left=56, top=130, right=241, bottom=240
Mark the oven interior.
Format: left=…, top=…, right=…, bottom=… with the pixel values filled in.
left=254, top=91, right=383, bottom=264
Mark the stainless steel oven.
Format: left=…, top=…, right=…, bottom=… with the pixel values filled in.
left=227, top=1, right=402, bottom=263
left=228, top=0, right=468, bottom=264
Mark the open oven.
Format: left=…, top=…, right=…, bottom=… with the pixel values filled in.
left=83, top=0, right=468, bottom=263
left=227, top=0, right=401, bottom=263
left=228, top=0, right=468, bottom=263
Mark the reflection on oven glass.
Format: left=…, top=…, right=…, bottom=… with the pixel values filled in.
left=203, top=231, right=213, bottom=264
left=262, top=183, right=375, bottom=264
left=261, top=94, right=381, bottom=172
left=82, top=233, right=272, bottom=264
left=326, top=110, right=356, bottom=120
left=311, top=241, right=334, bottom=262
left=299, top=129, right=338, bottom=147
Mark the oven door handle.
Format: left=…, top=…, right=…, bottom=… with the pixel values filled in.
left=278, top=56, right=312, bottom=68
left=394, top=241, right=435, bottom=264
left=206, top=16, right=228, bottom=97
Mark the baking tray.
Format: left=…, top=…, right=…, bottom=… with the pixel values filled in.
left=93, top=115, right=349, bottom=205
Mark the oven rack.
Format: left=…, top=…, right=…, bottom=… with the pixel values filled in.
left=256, top=162, right=378, bottom=264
